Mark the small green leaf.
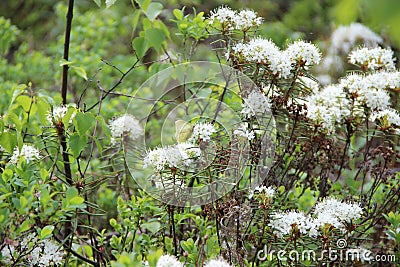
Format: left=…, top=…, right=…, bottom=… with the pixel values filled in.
left=132, top=36, right=149, bottom=59
left=173, top=9, right=184, bottom=20
left=69, top=133, right=88, bottom=158
left=18, top=220, right=31, bottom=234
left=92, top=0, right=101, bottom=7
left=71, top=66, right=88, bottom=80
left=73, top=112, right=96, bottom=136
left=144, top=2, right=163, bottom=22
left=16, top=95, right=32, bottom=112
left=59, top=59, right=74, bottom=66
left=66, top=187, right=79, bottom=200
left=69, top=196, right=85, bottom=206
left=145, top=28, right=166, bottom=52
left=0, top=132, right=17, bottom=153
left=141, top=221, right=161, bottom=234
left=40, top=225, right=54, bottom=239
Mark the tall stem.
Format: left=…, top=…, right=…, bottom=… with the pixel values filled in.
left=60, top=1, right=75, bottom=263
left=61, top=0, right=74, bottom=105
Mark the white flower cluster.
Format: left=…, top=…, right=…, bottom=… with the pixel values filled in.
left=331, top=23, right=382, bottom=55
left=1, top=234, right=63, bottom=267
left=317, top=23, right=383, bottom=85
left=269, top=197, right=362, bottom=238
left=233, top=123, right=255, bottom=141
left=156, top=255, right=232, bottom=267
left=286, top=40, right=322, bottom=66
left=189, top=122, right=216, bottom=142
left=143, top=142, right=201, bottom=171
left=47, top=105, right=77, bottom=125
left=248, top=185, right=275, bottom=200
left=349, top=47, right=396, bottom=71
left=10, top=144, right=40, bottom=164
left=313, top=197, right=363, bottom=231
left=269, top=210, right=317, bottom=238
left=298, top=77, right=320, bottom=94
left=230, top=38, right=321, bottom=78
left=109, top=114, right=143, bottom=145
left=370, top=108, right=400, bottom=131
left=156, top=255, right=183, bottom=267
left=234, top=10, right=263, bottom=31
left=305, top=85, right=350, bottom=132
left=209, top=6, right=262, bottom=31
left=47, top=106, right=67, bottom=123
left=204, top=258, right=232, bottom=267
left=241, top=90, right=271, bottom=118
left=340, top=71, right=398, bottom=111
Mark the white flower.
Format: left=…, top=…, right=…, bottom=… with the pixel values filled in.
left=298, top=76, right=320, bottom=95
left=10, top=144, right=40, bottom=164
left=340, top=72, right=393, bottom=111
left=305, top=85, right=350, bottom=132
left=209, top=7, right=263, bottom=32
left=313, top=197, right=362, bottom=231
left=234, top=10, right=263, bottom=31
left=189, top=122, right=216, bottom=142
left=29, top=239, right=63, bottom=267
left=269, top=210, right=317, bottom=238
left=232, top=37, right=280, bottom=63
left=1, top=244, right=15, bottom=264
left=109, top=114, right=143, bottom=145
left=370, top=108, right=400, bottom=128
left=269, top=51, right=293, bottom=78
left=362, top=88, right=390, bottom=111
left=1, top=235, right=63, bottom=267
left=349, top=47, right=396, bottom=71
left=143, top=143, right=201, bottom=171
left=47, top=106, right=69, bottom=124
left=286, top=40, right=321, bottom=66
left=249, top=185, right=275, bottom=199
left=156, top=255, right=183, bottom=267
left=209, top=6, right=236, bottom=30
left=233, top=123, right=255, bottom=140
left=331, top=23, right=382, bottom=54
left=204, top=258, right=232, bottom=267
left=241, top=90, right=271, bottom=118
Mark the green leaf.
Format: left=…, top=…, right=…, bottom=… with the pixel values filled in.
left=92, top=0, right=102, bottom=7
left=66, top=187, right=79, bottom=200
left=132, top=36, right=149, bottom=59
left=136, top=0, right=151, bottom=10
left=106, top=0, right=117, bottom=8
left=2, top=168, right=13, bottom=183
left=71, top=66, right=88, bottom=80
left=9, top=84, right=27, bottom=110
left=59, top=59, right=74, bottom=66
left=141, top=221, right=161, bottom=234
left=0, top=132, right=17, bottom=153
left=74, top=112, right=96, bottom=136
left=96, top=115, right=111, bottom=140
left=40, top=225, right=54, bottom=239
left=69, top=133, right=88, bottom=158
left=145, top=28, right=166, bottom=52
left=69, top=196, right=85, bottom=206
left=18, top=219, right=31, bottom=234
left=16, top=95, right=32, bottom=112
left=144, top=2, right=163, bottom=22
left=173, top=9, right=184, bottom=20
